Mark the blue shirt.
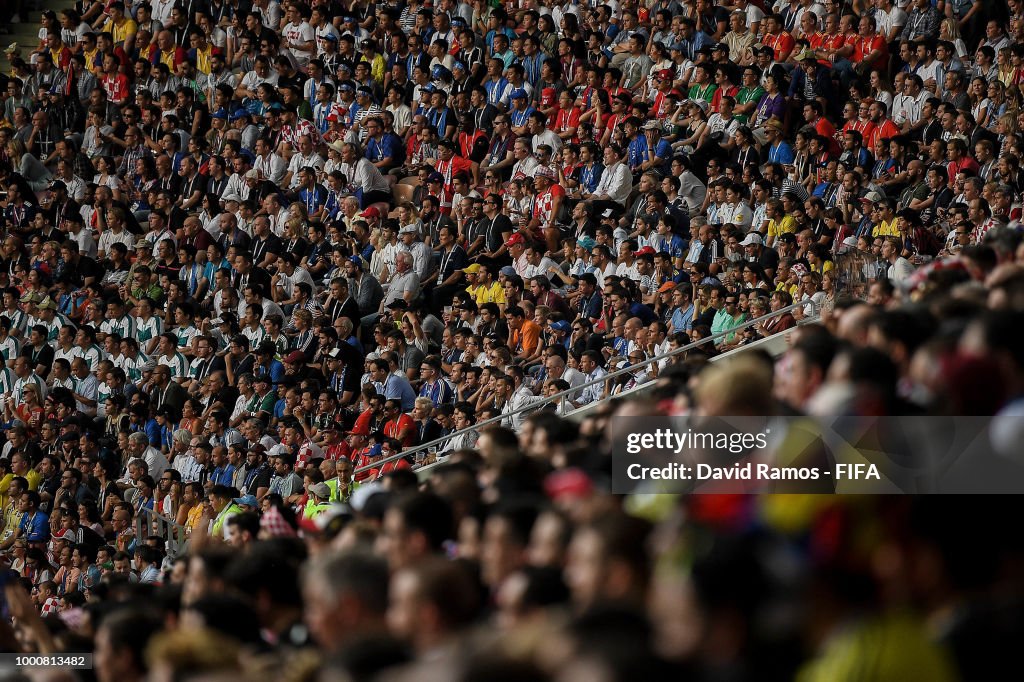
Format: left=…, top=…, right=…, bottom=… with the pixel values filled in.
left=210, top=464, right=236, bottom=487
left=510, top=105, right=535, bottom=129
left=299, top=185, right=329, bottom=215
left=19, top=510, right=49, bottom=542
left=366, top=134, right=402, bottom=165
left=577, top=162, right=604, bottom=193
left=382, top=372, right=417, bottom=411
left=664, top=234, right=688, bottom=260
left=671, top=303, right=695, bottom=333
left=628, top=302, right=658, bottom=325
left=256, top=359, right=285, bottom=385
left=627, top=134, right=649, bottom=170
left=768, top=141, right=794, bottom=165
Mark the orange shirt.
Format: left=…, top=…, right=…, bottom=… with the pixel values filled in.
left=511, top=320, right=541, bottom=357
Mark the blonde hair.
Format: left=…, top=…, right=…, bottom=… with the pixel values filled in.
left=941, top=17, right=962, bottom=40
left=145, top=628, right=240, bottom=678
left=7, top=139, right=26, bottom=159
left=1000, top=112, right=1018, bottom=137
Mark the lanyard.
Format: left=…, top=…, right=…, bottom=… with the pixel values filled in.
left=437, top=245, right=460, bottom=284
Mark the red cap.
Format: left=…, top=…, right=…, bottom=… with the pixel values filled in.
left=656, top=68, right=674, bottom=80
left=326, top=112, right=339, bottom=122
left=505, top=232, right=526, bottom=248
left=544, top=468, right=594, bottom=502
left=284, top=350, right=305, bottom=364
left=360, top=206, right=381, bottom=218
left=347, top=423, right=370, bottom=436
left=541, top=87, right=556, bottom=105
left=635, top=246, right=657, bottom=256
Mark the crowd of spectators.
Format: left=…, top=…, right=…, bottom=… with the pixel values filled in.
left=0, top=0, right=1023, bottom=680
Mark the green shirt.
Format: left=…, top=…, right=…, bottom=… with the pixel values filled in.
left=211, top=503, right=242, bottom=537
left=735, top=86, right=766, bottom=123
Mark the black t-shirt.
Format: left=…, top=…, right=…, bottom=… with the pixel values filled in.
left=756, top=247, right=781, bottom=275
left=485, top=213, right=515, bottom=253
left=66, top=255, right=103, bottom=287
left=20, top=342, right=55, bottom=371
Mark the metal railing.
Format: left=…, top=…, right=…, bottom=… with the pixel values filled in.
left=355, top=299, right=814, bottom=476
left=134, top=507, right=189, bottom=558
left=356, top=242, right=876, bottom=473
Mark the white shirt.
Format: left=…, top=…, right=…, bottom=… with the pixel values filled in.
left=286, top=152, right=324, bottom=188
left=532, top=129, right=562, bottom=154
left=255, top=153, right=287, bottom=185
left=282, top=21, right=316, bottom=65
left=593, top=161, right=632, bottom=206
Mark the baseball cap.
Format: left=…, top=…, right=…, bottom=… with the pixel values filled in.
left=549, top=320, right=571, bottom=332
left=283, top=350, right=305, bottom=364
left=635, top=246, right=657, bottom=256
left=347, top=423, right=370, bottom=436
left=398, top=224, right=419, bottom=235
left=510, top=88, right=528, bottom=100
left=658, top=281, right=677, bottom=294
left=211, top=108, right=228, bottom=119
left=462, top=263, right=483, bottom=274
left=541, top=87, right=556, bottom=105
left=740, top=232, right=764, bottom=247
left=229, top=108, right=249, bottom=121
left=535, top=165, right=555, bottom=179
left=860, top=190, right=885, bottom=203
left=360, top=206, right=381, bottom=219
left=233, top=494, right=258, bottom=507
left=427, top=171, right=444, bottom=184
left=656, top=68, right=674, bottom=80
left=309, top=483, right=332, bottom=500
left=499, top=265, right=517, bottom=277
left=505, top=233, right=526, bottom=248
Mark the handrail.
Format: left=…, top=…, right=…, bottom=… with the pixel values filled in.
left=354, top=298, right=811, bottom=475
left=134, top=506, right=190, bottom=558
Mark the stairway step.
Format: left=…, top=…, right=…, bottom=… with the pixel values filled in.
left=1, top=0, right=78, bottom=71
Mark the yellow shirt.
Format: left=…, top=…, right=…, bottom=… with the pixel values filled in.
left=362, top=54, right=386, bottom=85
left=186, top=504, right=204, bottom=533
left=83, top=47, right=100, bottom=74
left=873, top=218, right=900, bottom=237
left=103, top=17, right=137, bottom=46
left=810, top=260, right=834, bottom=274
left=159, top=50, right=177, bottom=72
left=776, top=281, right=799, bottom=297
left=472, top=281, right=506, bottom=306
left=193, top=45, right=214, bottom=75
left=767, top=215, right=796, bottom=241
left=0, top=470, right=42, bottom=506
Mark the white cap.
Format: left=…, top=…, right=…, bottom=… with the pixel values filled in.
left=740, top=233, right=763, bottom=247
